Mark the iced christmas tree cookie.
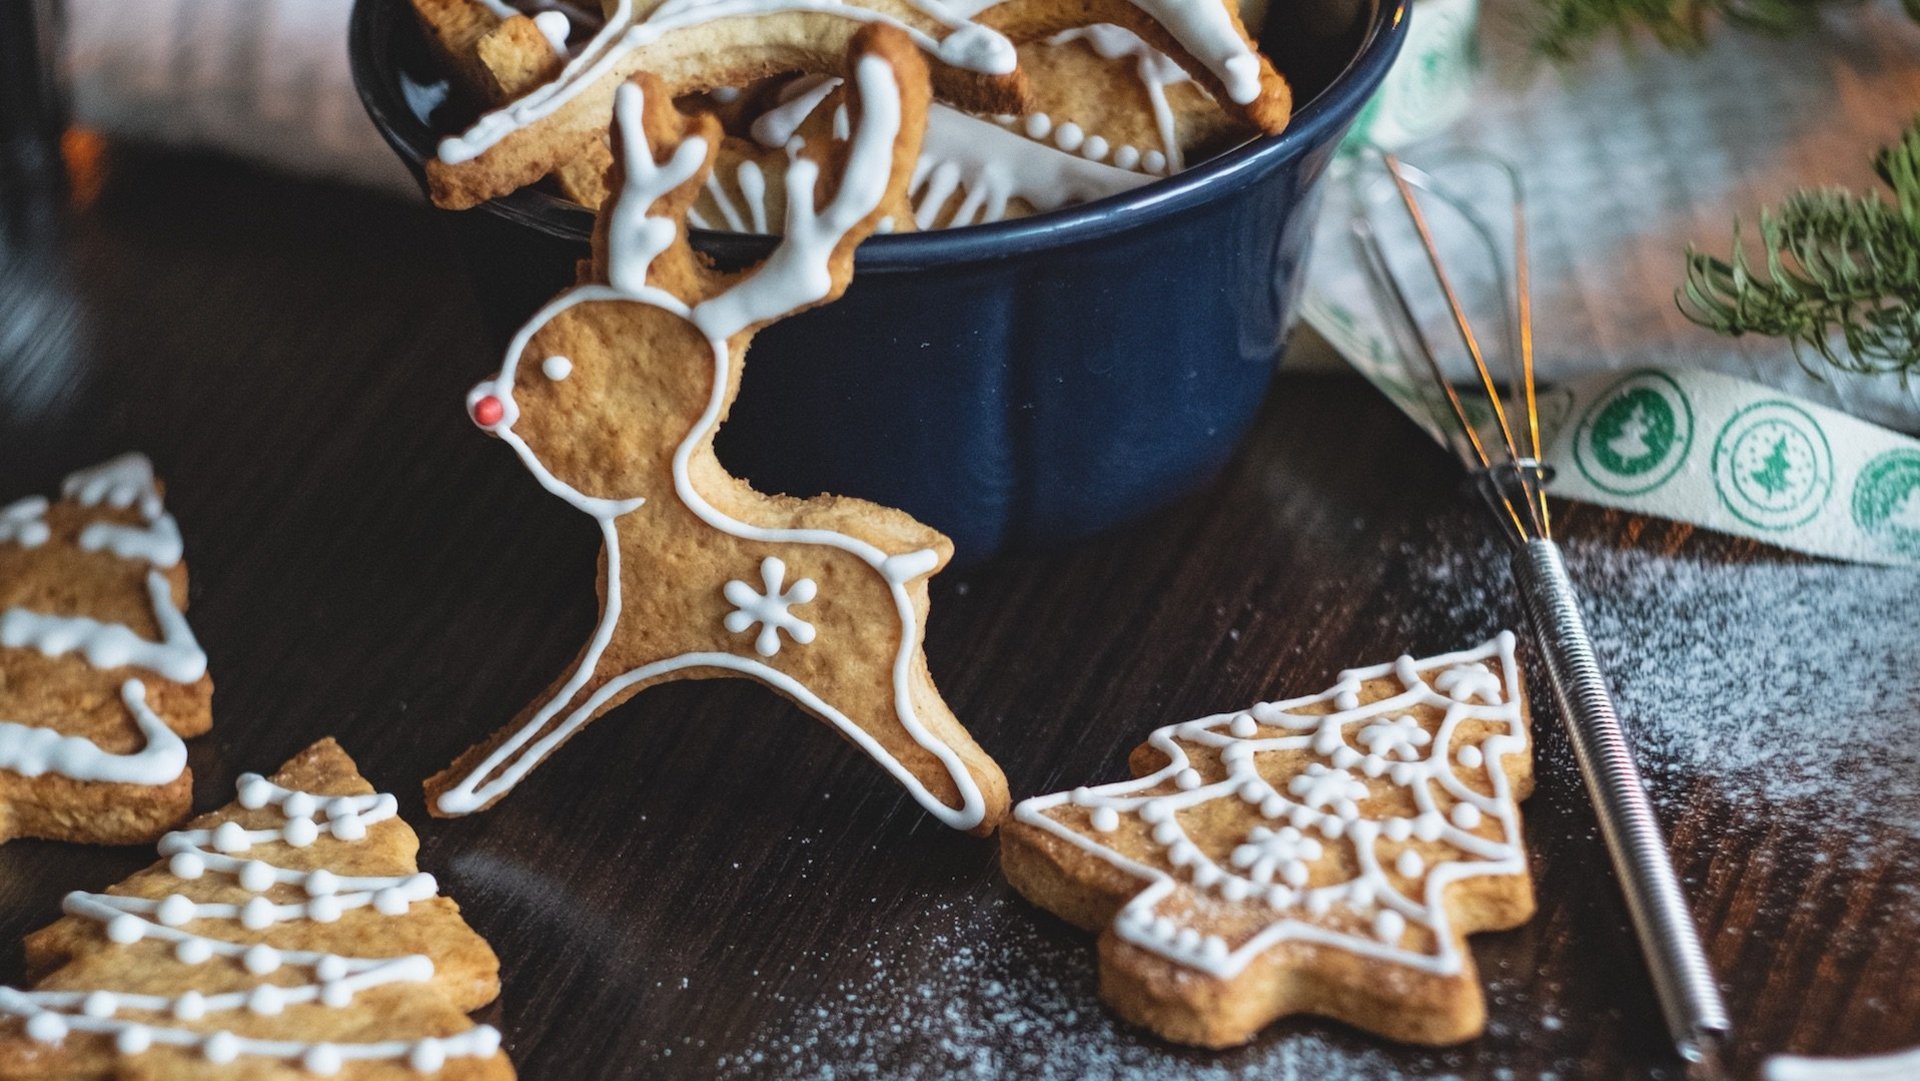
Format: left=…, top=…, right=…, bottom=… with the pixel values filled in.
left=1002, top=634, right=1536, bottom=1046
left=0, top=740, right=514, bottom=1079
left=0, top=454, right=213, bottom=846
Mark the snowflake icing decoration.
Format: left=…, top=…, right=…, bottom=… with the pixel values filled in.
left=722, top=557, right=817, bottom=657
left=1013, top=633, right=1530, bottom=980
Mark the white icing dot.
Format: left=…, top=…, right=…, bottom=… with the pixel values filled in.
left=407, top=873, right=437, bottom=895
left=1318, top=816, right=1346, bottom=839
left=1070, top=786, right=1092, bottom=805
left=1082, top=135, right=1110, bottom=162
left=1361, top=755, right=1388, bottom=778
left=25, top=1011, right=66, bottom=1042
left=321, top=981, right=355, bottom=1009
left=992, top=113, right=1015, bottom=125
left=1201, top=935, right=1229, bottom=962
left=1023, top=112, right=1052, bottom=139
left=330, top=813, right=366, bottom=842
left=173, top=991, right=207, bottom=1021
left=1053, top=122, right=1085, bottom=152
left=1192, top=863, right=1221, bottom=888
left=325, top=797, right=358, bottom=821
left=1267, top=886, right=1293, bottom=909
left=410, top=1039, right=448, bottom=1072
left=175, top=937, right=213, bottom=964
left=1140, top=800, right=1171, bottom=824
left=305, top=869, right=340, bottom=896
left=1451, top=802, right=1484, bottom=829
left=1385, top=818, right=1412, bottom=842
left=1089, top=806, right=1120, bottom=832
left=283, top=792, right=316, bottom=819
left=541, top=355, right=573, bottom=381
left=1415, top=812, right=1446, bottom=841
left=1221, top=877, right=1251, bottom=902
left=1174, top=768, right=1202, bottom=790
left=156, top=894, right=196, bottom=926
left=1288, top=805, right=1315, bottom=829
left=1259, top=796, right=1286, bottom=819
left=1175, top=927, right=1201, bottom=950
left=1375, top=909, right=1407, bottom=943
left=1331, top=746, right=1361, bottom=769
left=305, top=1044, right=344, bottom=1076
left=236, top=775, right=272, bottom=809
left=106, top=914, right=145, bottom=944
left=1306, top=891, right=1333, bottom=916
left=82, top=991, right=117, bottom=1018
left=202, top=1030, right=240, bottom=1064
left=316, top=955, right=350, bottom=982
left=239, top=860, right=277, bottom=893
left=212, top=822, right=251, bottom=854
left=241, top=896, right=277, bottom=930
left=1458, top=745, right=1484, bottom=768
left=244, top=944, right=282, bottom=975
left=1397, top=849, right=1425, bottom=878
left=1229, top=714, right=1257, bottom=738
left=1237, top=781, right=1263, bottom=804
left=1333, top=690, right=1360, bottom=711
left=248, top=985, right=286, bottom=1016
left=116, top=1025, right=153, bottom=1054
left=1349, top=881, right=1377, bottom=908
left=1168, top=842, right=1197, bottom=867
left=473, top=1026, right=502, bottom=1056
left=1114, top=145, right=1141, bottom=170
left=1283, top=859, right=1310, bottom=887
left=308, top=896, right=343, bottom=923
left=1150, top=916, right=1176, bottom=940
left=168, top=852, right=206, bottom=880
left=374, top=888, right=410, bottom=916
left=282, top=816, right=320, bottom=848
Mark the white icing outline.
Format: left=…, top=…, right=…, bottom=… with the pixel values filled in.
left=440, top=62, right=988, bottom=830
left=0, top=775, right=501, bottom=1074
left=1014, top=633, right=1528, bottom=978
left=0, top=455, right=206, bottom=787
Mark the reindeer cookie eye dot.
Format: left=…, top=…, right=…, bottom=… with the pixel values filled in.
left=471, top=395, right=505, bottom=427
left=541, top=355, right=573, bottom=381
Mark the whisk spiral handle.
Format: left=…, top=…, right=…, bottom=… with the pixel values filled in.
left=1513, top=539, right=1731, bottom=1071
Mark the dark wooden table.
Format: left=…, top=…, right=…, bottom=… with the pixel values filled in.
left=2, top=148, right=1916, bottom=1081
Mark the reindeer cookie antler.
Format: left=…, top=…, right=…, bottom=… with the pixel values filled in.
left=427, top=28, right=1010, bottom=834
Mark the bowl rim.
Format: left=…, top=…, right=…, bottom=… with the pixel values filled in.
left=351, top=0, right=1409, bottom=271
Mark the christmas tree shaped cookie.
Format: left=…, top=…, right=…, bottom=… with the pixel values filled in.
left=0, top=453, right=214, bottom=846
left=1002, top=634, right=1535, bottom=1047
left=0, top=740, right=514, bottom=1079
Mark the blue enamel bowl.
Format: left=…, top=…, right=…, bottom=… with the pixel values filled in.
left=351, top=0, right=1408, bottom=563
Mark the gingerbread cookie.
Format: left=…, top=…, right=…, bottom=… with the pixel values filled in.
left=1002, top=634, right=1535, bottom=1046
left=426, top=29, right=1010, bottom=834
left=422, top=0, right=1287, bottom=209
left=0, top=454, right=213, bottom=847
left=689, top=23, right=1242, bottom=232
left=0, top=739, right=513, bottom=1079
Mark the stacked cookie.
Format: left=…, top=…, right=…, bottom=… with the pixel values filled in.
left=410, top=0, right=1291, bottom=229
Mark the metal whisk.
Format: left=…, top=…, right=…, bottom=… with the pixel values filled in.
left=1349, top=151, right=1732, bottom=1077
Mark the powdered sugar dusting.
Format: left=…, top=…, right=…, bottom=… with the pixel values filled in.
left=711, top=895, right=1421, bottom=1080
left=1410, top=534, right=1920, bottom=839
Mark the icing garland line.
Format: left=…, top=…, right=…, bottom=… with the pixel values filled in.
left=1014, top=633, right=1528, bottom=978
left=447, top=64, right=988, bottom=830
left=0, top=775, right=502, bottom=1075
left=0, top=455, right=207, bottom=787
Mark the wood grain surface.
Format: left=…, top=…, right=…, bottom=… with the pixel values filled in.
left=1, top=149, right=1915, bottom=1080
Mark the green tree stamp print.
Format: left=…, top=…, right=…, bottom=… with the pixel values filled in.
left=1710, top=401, right=1834, bottom=531
left=1851, top=449, right=1920, bottom=559
left=1573, top=371, right=1693, bottom=495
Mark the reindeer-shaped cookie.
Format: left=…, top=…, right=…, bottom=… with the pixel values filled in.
left=427, top=28, right=1010, bottom=834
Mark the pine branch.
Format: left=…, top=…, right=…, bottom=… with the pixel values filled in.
left=1531, top=0, right=1914, bottom=61
left=1678, top=118, right=1920, bottom=383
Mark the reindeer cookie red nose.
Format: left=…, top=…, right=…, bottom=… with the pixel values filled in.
left=471, top=395, right=505, bottom=427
